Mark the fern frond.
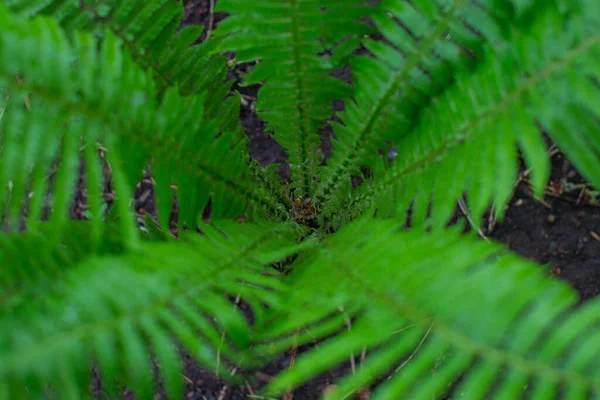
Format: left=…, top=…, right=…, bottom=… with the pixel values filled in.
left=0, top=7, right=287, bottom=239
left=213, top=0, right=374, bottom=198
left=6, top=0, right=243, bottom=151
left=0, top=221, right=127, bottom=306
left=5, top=0, right=231, bottom=101
left=256, top=217, right=600, bottom=399
left=317, top=0, right=513, bottom=220
left=0, top=215, right=179, bottom=320
left=0, top=220, right=308, bottom=399
left=350, top=1, right=600, bottom=230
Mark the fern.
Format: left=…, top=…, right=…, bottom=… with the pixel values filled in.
left=4, top=0, right=248, bottom=183
left=0, top=220, right=308, bottom=399
left=0, top=4, right=284, bottom=240
left=212, top=0, right=374, bottom=197
left=3, top=0, right=295, bottom=226
left=256, top=218, right=600, bottom=399
left=351, top=0, right=600, bottom=230
left=1, top=0, right=600, bottom=399
left=5, top=0, right=229, bottom=99
left=317, top=0, right=512, bottom=221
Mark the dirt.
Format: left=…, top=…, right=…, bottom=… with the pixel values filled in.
left=488, top=151, right=600, bottom=301
left=88, top=0, right=600, bottom=398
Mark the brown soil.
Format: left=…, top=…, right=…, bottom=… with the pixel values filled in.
left=488, top=150, right=600, bottom=301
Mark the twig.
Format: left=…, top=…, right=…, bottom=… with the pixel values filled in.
left=217, top=385, right=228, bottom=400
left=532, top=192, right=554, bottom=209
left=217, top=368, right=237, bottom=400
left=514, top=144, right=559, bottom=188
left=457, top=197, right=489, bottom=242
left=591, top=231, right=600, bottom=243
left=535, top=186, right=600, bottom=208
left=255, top=372, right=274, bottom=383
left=576, top=185, right=587, bottom=205
left=390, top=323, right=434, bottom=378
left=216, top=331, right=225, bottom=379
left=487, top=203, right=497, bottom=235
left=340, top=306, right=356, bottom=375
left=245, top=380, right=255, bottom=395
left=389, top=324, right=417, bottom=336
left=206, top=0, right=215, bottom=38
left=241, top=93, right=258, bottom=102
left=180, top=373, right=194, bottom=385
left=284, top=329, right=301, bottom=399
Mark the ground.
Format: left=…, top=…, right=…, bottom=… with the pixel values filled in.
left=91, top=1, right=600, bottom=398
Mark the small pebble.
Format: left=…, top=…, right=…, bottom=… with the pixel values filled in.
left=547, top=214, right=557, bottom=223
left=515, top=198, right=524, bottom=207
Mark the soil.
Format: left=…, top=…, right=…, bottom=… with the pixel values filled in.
left=87, top=0, right=600, bottom=398
left=488, top=150, right=600, bottom=301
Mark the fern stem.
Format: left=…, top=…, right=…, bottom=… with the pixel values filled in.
left=290, top=0, right=314, bottom=198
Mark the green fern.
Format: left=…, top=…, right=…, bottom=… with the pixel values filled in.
left=0, top=220, right=308, bottom=399
left=351, top=0, right=600, bottom=230
left=3, top=0, right=293, bottom=228
left=0, top=4, right=284, bottom=240
left=5, top=0, right=229, bottom=99
left=212, top=0, right=374, bottom=197
left=256, top=218, right=600, bottom=399
left=4, top=0, right=248, bottom=175
left=317, top=0, right=512, bottom=222
left=1, top=0, right=600, bottom=399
